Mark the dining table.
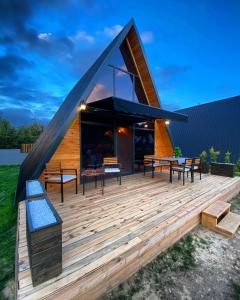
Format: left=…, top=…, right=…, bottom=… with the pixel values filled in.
left=150, top=156, right=189, bottom=183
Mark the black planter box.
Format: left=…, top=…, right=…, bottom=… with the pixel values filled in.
left=211, top=162, right=235, bottom=178
left=26, top=195, right=63, bottom=286
left=201, top=162, right=209, bottom=174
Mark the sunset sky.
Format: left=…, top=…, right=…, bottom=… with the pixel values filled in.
left=0, top=0, right=239, bottom=126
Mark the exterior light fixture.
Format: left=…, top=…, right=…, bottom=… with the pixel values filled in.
left=165, top=120, right=170, bottom=125
left=79, top=101, right=87, bottom=111
left=144, top=123, right=148, bottom=128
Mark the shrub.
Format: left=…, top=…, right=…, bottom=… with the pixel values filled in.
left=173, top=146, right=182, bottom=157
left=200, top=150, right=208, bottom=162
left=236, top=159, right=240, bottom=172
left=209, top=146, right=220, bottom=162
left=224, top=151, right=231, bottom=164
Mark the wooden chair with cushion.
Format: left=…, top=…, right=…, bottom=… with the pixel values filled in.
left=191, top=157, right=202, bottom=182
left=143, top=155, right=170, bottom=178
left=44, top=161, right=78, bottom=203
left=171, top=158, right=193, bottom=185
left=103, top=157, right=121, bottom=185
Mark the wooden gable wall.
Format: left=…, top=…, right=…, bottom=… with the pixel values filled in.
left=39, top=115, right=81, bottom=186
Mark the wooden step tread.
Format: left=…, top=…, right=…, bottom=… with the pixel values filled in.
left=216, top=212, right=240, bottom=237
left=202, top=201, right=230, bottom=219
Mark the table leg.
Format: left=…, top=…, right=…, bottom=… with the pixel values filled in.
left=102, top=175, right=104, bottom=195
left=83, top=176, right=85, bottom=195
left=95, top=176, right=97, bottom=188
left=170, top=163, right=173, bottom=183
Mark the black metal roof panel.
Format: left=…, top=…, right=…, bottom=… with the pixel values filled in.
left=169, top=96, right=240, bottom=162
left=88, top=97, right=188, bottom=122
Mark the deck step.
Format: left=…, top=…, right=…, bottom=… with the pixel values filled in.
left=216, top=212, right=240, bottom=238
left=202, top=201, right=231, bottom=219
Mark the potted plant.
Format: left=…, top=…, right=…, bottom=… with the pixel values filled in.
left=200, top=150, right=209, bottom=173
left=236, top=158, right=240, bottom=176
left=210, top=147, right=235, bottom=177
left=173, top=146, right=182, bottom=157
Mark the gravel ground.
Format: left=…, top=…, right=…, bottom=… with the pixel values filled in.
left=104, top=194, right=240, bottom=300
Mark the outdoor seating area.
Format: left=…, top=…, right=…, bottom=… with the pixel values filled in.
left=16, top=172, right=240, bottom=300
left=143, top=156, right=202, bottom=185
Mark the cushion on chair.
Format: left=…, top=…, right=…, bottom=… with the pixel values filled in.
left=104, top=168, right=120, bottom=173
left=172, top=166, right=191, bottom=172
left=193, top=166, right=199, bottom=170
left=47, top=174, right=76, bottom=183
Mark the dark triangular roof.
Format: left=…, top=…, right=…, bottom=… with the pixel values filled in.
left=16, top=19, right=172, bottom=202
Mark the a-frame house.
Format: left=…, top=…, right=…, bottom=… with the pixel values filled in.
left=16, top=19, right=187, bottom=202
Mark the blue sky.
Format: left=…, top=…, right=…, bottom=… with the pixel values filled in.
left=0, top=0, right=239, bottom=126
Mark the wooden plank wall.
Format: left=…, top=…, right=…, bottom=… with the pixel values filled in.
left=39, top=115, right=81, bottom=188
left=155, top=119, right=173, bottom=157
left=126, top=27, right=159, bottom=108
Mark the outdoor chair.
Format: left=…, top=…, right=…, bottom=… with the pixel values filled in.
left=44, top=161, right=78, bottom=203
left=191, top=157, right=202, bottom=182
left=171, top=158, right=193, bottom=185
left=103, top=157, right=121, bottom=185
left=143, top=155, right=170, bottom=178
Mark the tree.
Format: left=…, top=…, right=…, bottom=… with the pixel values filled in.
left=0, top=119, right=44, bottom=149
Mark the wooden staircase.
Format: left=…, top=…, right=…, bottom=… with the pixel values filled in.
left=202, top=201, right=240, bottom=238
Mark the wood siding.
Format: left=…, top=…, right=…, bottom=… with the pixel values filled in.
left=126, top=27, right=159, bottom=108
left=39, top=115, right=81, bottom=187
left=155, top=119, right=173, bottom=157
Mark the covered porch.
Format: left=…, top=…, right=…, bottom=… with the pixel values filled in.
left=16, top=172, right=240, bottom=300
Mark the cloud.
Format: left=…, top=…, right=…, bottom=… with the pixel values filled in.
left=71, top=31, right=94, bottom=43
left=102, top=25, right=123, bottom=38
left=156, top=64, right=191, bottom=86
left=0, top=55, right=32, bottom=79
left=38, top=33, right=52, bottom=41
left=0, top=107, right=49, bottom=126
left=87, top=84, right=112, bottom=103
left=140, top=31, right=155, bottom=44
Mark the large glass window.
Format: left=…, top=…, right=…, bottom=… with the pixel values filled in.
left=135, top=128, right=154, bottom=161
left=81, top=123, right=114, bottom=168
left=86, top=42, right=148, bottom=104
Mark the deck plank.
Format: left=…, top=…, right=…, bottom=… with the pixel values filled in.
left=16, top=172, right=240, bottom=300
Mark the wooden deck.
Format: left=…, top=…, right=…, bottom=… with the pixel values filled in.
left=16, top=172, right=240, bottom=300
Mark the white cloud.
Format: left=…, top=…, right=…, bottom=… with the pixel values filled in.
left=116, top=64, right=128, bottom=77
left=38, top=33, right=52, bottom=41
left=102, top=25, right=123, bottom=38
left=87, top=84, right=111, bottom=103
left=140, top=31, right=155, bottom=44
left=73, top=31, right=94, bottom=43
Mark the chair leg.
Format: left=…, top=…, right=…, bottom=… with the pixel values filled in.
left=191, top=171, right=194, bottom=183
left=61, top=182, right=64, bottom=203
left=152, top=167, right=154, bottom=178
left=75, top=178, right=78, bottom=194
left=178, top=172, right=180, bottom=180
left=183, top=172, right=185, bottom=185
left=200, top=170, right=202, bottom=180
left=83, top=176, right=85, bottom=195
left=144, top=165, right=146, bottom=176
left=119, top=173, right=122, bottom=185
left=45, top=181, right=47, bottom=191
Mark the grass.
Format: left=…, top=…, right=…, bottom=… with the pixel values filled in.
left=0, top=166, right=19, bottom=300
left=233, top=282, right=240, bottom=300
left=104, top=234, right=211, bottom=300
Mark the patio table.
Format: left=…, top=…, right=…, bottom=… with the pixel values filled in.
left=81, top=168, right=104, bottom=195
left=160, top=157, right=188, bottom=182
